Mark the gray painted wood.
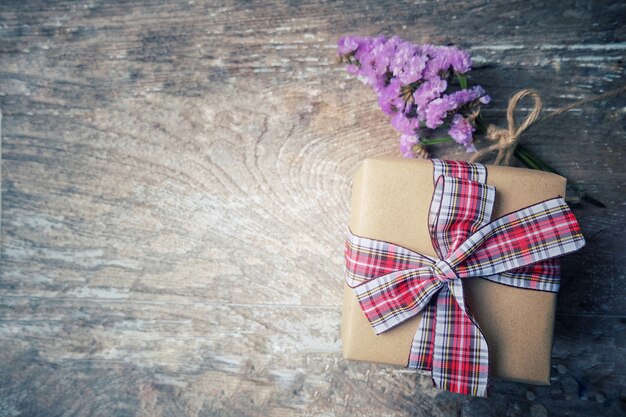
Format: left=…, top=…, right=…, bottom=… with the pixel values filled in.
left=1, top=1, right=624, bottom=416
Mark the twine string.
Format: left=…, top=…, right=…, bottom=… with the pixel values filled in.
left=470, top=85, right=626, bottom=165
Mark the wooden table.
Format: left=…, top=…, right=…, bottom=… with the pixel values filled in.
left=1, top=1, right=624, bottom=416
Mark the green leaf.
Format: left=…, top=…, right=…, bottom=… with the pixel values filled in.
left=456, top=73, right=468, bottom=89
left=420, top=137, right=454, bottom=146
left=515, top=145, right=555, bottom=173
left=513, top=147, right=541, bottom=170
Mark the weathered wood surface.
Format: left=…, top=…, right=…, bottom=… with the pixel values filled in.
left=1, top=1, right=625, bottom=416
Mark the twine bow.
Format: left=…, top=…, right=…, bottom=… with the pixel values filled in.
left=468, top=85, right=626, bottom=165
left=470, top=89, right=542, bottom=165
left=344, top=159, right=585, bottom=396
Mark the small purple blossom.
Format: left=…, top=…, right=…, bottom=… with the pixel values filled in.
left=400, top=134, right=420, bottom=158
left=396, top=53, right=427, bottom=85
left=346, top=63, right=359, bottom=76
left=448, top=47, right=472, bottom=74
left=389, top=40, right=416, bottom=76
left=337, top=36, right=362, bottom=55
left=447, top=85, right=489, bottom=109
left=413, top=77, right=448, bottom=119
left=448, top=114, right=476, bottom=151
left=391, top=111, right=420, bottom=135
left=424, top=97, right=454, bottom=129
left=421, top=51, right=448, bottom=80
left=422, top=45, right=472, bottom=78
left=378, top=78, right=403, bottom=115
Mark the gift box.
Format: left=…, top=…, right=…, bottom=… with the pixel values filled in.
left=341, top=156, right=584, bottom=396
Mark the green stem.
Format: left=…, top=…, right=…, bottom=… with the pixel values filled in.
left=514, top=147, right=541, bottom=171
left=515, top=145, right=555, bottom=173
left=420, top=136, right=454, bottom=146
left=455, top=73, right=468, bottom=89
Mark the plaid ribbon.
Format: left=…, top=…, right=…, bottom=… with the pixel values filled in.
left=344, top=159, right=585, bottom=396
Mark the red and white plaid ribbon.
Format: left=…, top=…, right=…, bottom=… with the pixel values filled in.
left=344, top=159, right=585, bottom=396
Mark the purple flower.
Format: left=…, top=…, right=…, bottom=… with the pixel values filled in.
left=424, top=97, right=454, bottom=129
left=413, top=77, right=448, bottom=119
left=370, top=36, right=400, bottom=75
left=448, top=47, right=472, bottom=74
left=378, top=79, right=403, bottom=115
left=418, top=43, right=439, bottom=57
left=448, top=114, right=476, bottom=151
left=397, top=54, right=428, bottom=85
left=337, top=36, right=363, bottom=55
left=421, top=45, right=472, bottom=79
left=346, top=63, right=359, bottom=76
left=338, top=35, right=489, bottom=157
left=389, top=40, right=416, bottom=75
left=391, top=111, right=420, bottom=135
left=447, top=85, right=489, bottom=109
left=400, top=133, right=419, bottom=158
left=389, top=39, right=427, bottom=85
left=422, top=50, right=448, bottom=80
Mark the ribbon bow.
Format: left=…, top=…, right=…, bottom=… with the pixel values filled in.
left=344, top=159, right=585, bottom=397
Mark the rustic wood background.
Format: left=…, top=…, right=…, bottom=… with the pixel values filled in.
left=1, top=1, right=625, bottom=416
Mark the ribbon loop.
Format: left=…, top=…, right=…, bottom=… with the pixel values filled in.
left=429, top=174, right=496, bottom=258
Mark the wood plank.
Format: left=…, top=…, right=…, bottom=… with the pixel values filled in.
left=2, top=87, right=623, bottom=313
left=1, top=1, right=625, bottom=416
left=0, top=298, right=623, bottom=416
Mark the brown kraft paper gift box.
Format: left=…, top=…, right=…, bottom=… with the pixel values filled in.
left=341, top=156, right=567, bottom=385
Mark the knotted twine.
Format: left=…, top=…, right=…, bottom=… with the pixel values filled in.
left=469, top=85, right=626, bottom=165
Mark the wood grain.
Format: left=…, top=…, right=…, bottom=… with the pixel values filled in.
left=1, top=1, right=625, bottom=416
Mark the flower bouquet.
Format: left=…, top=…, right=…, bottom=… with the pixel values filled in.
left=337, top=35, right=490, bottom=157
left=337, top=35, right=606, bottom=207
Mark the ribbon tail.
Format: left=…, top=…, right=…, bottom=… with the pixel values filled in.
left=431, top=281, right=489, bottom=397
left=408, top=300, right=436, bottom=371
left=345, top=229, right=439, bottom=288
